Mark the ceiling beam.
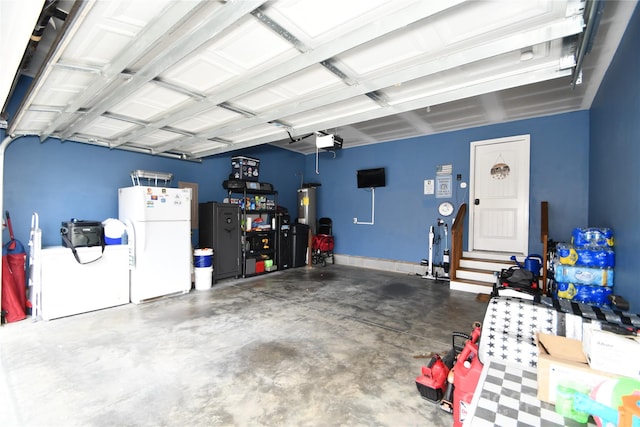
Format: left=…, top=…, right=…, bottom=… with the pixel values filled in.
left=193, top=61, right=572, bottom=157
left=160, top=16, right=583, bottom=153
left=111, top=0, right=467, bottom=149
left=39, top=1, right=210, bottom=139
left=56, top=0, right=268, bottom=141
left=8, top=0, right=95, bottom=136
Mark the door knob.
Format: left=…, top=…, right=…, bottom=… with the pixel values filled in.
left=474, top=198, right=480, bottom=205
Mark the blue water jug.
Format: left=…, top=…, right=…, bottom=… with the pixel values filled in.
left=510, top=254, right=543, bottom=275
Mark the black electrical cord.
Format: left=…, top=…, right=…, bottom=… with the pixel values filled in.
left=287, top=131, right=314, bottom=144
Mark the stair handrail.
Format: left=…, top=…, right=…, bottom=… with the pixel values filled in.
left=450, top=203, right=467, bottom=280
left=540, top=201, right=549, bottom=293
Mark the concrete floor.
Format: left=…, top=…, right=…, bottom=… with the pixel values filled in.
left=1, top=264, right=488, bottom=426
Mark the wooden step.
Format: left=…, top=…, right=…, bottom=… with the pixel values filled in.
left=450, top=278, right=494, bottom=294
left=460, top=257, right=513, bottom=269
left=462, top=251, right=514, bottom=262
left=451, top=252, right=514, bottom=294
left=455, top=266, right=496, bottom=283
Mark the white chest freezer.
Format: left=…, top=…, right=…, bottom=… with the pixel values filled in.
left=40, top=245, right=130, bottom=320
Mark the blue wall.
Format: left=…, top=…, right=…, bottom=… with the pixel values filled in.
left=0, top=133, right=305, bottom=248
left=304, top=112, right=590, bottom=264
left=2, top=110, right=589, bottom=262
left=589, top=4, right=640, bottom=311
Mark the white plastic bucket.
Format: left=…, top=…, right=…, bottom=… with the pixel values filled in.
left=194, top=266, right=213, bottom=290
left=194, top=248, right=213, bottom=268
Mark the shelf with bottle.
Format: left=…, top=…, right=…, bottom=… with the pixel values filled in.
left=228, top=187, right=278, bottom=277
left=225, top=194, right=275, bottom=211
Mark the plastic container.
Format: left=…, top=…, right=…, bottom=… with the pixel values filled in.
left=554, top=265, right=614, bottom=286
left=453, top=340, right=483, bottom=427
left=555, top=282, right=613, bottom=305
left=194, top=248, right=213, bottom=268
left=572, top=227, right=614, bottom=247
left=194, top=266, right=213, bottom=290
left=256, top=260, right=265, bottom=273
left=103, top=218, right=126, bottom=245
left=557, top=243, right=615, bottom=268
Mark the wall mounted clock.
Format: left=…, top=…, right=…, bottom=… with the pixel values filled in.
left=438, top=201, right=454, bottom=217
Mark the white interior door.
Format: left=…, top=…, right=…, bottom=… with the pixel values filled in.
left=469, top=134, right=530, bottom=254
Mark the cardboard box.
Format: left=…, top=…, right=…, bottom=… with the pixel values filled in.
left=583, top=325, right=640, bottom=380
left=536, top=332, right=618, bottom=404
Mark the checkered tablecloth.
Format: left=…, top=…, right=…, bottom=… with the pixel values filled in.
left=463, top=359, right=597, bottom=427
left=543, top=296, right=640, bottom=331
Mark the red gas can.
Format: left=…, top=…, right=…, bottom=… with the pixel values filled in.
left=453, top=328, right=483, bottom=427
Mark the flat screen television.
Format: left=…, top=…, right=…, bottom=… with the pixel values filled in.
left=357, top=167, right=386, bottom=188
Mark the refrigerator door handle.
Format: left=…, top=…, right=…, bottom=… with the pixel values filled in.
left=124, top=219, right=136, bottom=269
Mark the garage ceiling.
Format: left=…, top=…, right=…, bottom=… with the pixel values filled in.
left=3, top=0, right=637, bottom=159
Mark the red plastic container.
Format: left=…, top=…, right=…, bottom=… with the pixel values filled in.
left=453, top=330, right=483, bottom=427
left=255, top=260, right=265, bottom=273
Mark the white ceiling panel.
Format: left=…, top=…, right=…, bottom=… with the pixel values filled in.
left=271, top=66, right=346, bottom=98
left=434, top=1, right=561, bottom=45
left=178, top=139, right=230, bottom=154
left=211, top=17, right=296, bottom=72
left=76, top=116, right=139, bottom=139
left=4, top=0, right=637, bottom=159
left=336, top=27, right=441, bottom=76
left=231, top=66, right=346, bottom=112
left=282, top=97, right=380, bottom=129
left=159, top=54, right=238, bottom=95
left=29, top=68, right=95, bottom=107
left=132, top=129, right=182, bottom=148
left=109, top=83, right=192, bottom=122
left=172, top=107, right=240, bottom=134
left=59, top=1, right=157, bottom=67
left=266, top=0, right=396, bottom=42
left=16, top=110, right=59, bottom=135
left=219, top=123, right=285, bottom=145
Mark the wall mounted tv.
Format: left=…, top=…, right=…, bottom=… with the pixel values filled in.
left=357, top=167, right=386, bottom=188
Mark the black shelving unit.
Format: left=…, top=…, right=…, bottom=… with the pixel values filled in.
left=228, top=188, right=278, bottom=277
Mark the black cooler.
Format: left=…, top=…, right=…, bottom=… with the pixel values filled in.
left=61, top=221, right=104, bottom=248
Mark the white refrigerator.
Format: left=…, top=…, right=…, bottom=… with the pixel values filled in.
left=119, top=186, right=192, bottom=304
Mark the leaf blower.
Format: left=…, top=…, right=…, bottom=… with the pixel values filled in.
left=415, top=353, right=450, bottom=403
